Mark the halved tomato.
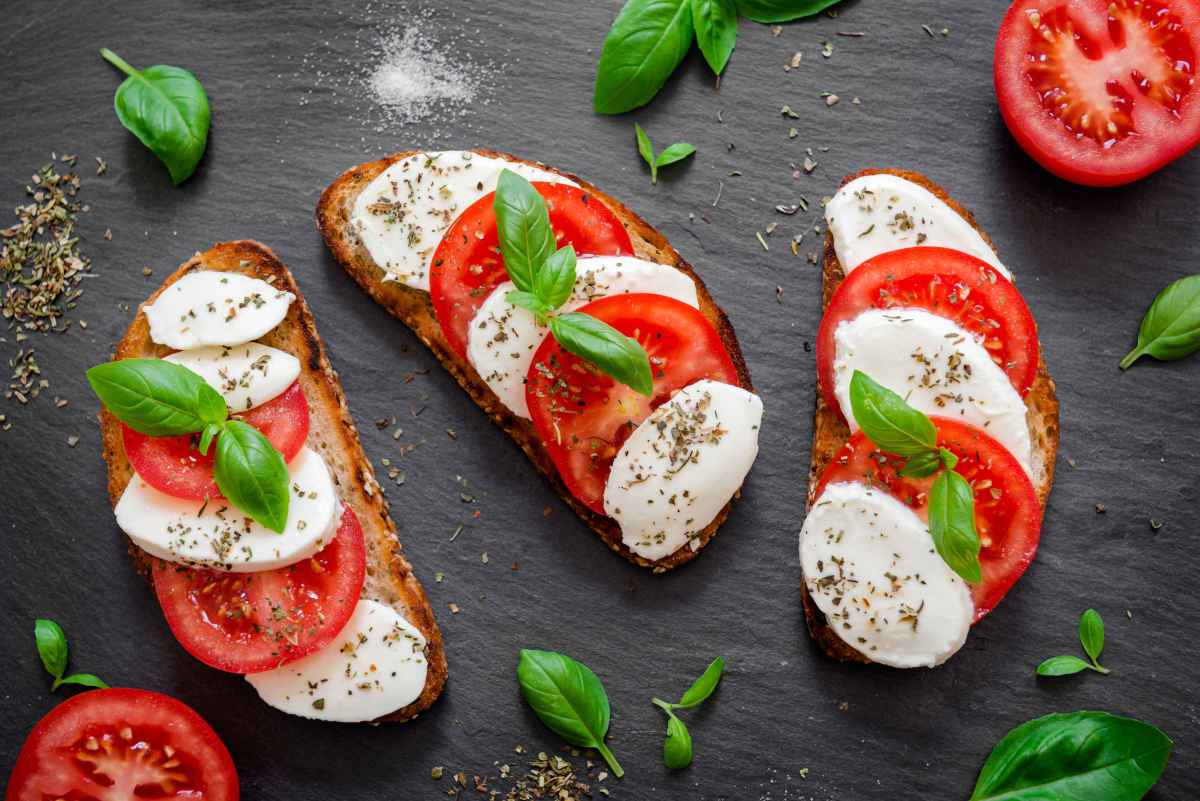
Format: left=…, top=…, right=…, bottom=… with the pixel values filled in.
left=5, top=688, right=238, bottom=801
left=813, top=417, right=1043, bottom=620
left=429, top=182, right=634, bottom=360
left=525, top=294, right=740, bottom=515
left=123, top=380, right=310, bottom=500
left=995, top=0, right=1200, bottom=186
left=816, top=247, right=1039, bottom=421
left=152, top=502, right=365, bottom=674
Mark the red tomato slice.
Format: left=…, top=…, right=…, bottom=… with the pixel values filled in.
left=5, top=687, right=238, bottom=801
left=816, top=247, right=1039, bottom=421
left=152, top=502, right=366, bottom=674
left=813, top=417, right=1043, bottom=621
left=525, top=294, right=740, bottom=516
left=995, top=0, right=1200, bottom=186
left=123, top=380, right=310, bottom=501
left=429, top=182, right=634, bottom=360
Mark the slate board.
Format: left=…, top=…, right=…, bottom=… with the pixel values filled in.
left=1, top=1, right=1197, bottom=798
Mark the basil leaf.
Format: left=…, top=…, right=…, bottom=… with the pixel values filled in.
left=99, top=49, right=209, bottom=185
left=663, top=714, right=694, bottom=769
left=549, top=312, right=654, bottom=396
left=534, top=246, right=578, bottom=311
left=898, top=451, right=942, bottom=479
left=1079, top=608, right=1105, bottom=663
left=848, top=371, right=938, bottom=458
left=691, top=0, right=738, bottom=74
left=969, top=712, right=1172, bottom=801
left=656, top=142, right=696, bottom=169
left=517, top=649, right=624, bottom=778
left=34, top=619, right=68, bottom=679
left=677, top=656, right=724, bottom=708
left=1120, top=275, right=1200, bottom=369
left=736, top=0, right=844, bottom=23
left=928, top=470, right=982, bottom=583
left=198, top=422, right=221, bottom=456
left=594, top=0, right=695, bottom=115
left=213, top=420, right=289, bottom=533
left=1036, top=655, right=1092, bottom=677
left=57, top=673, right=110, bottom=690
left=939, top=447, right=959, bottom=471
left=494, top=170, right=557, bottom=294
left=635, top=122, right=658, bottom=183
left=506, top=290, right=553, bottom=320
left=86, top=359, right=227, bottom=437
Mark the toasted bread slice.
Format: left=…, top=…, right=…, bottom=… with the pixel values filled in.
left=316, top=150, right=754, bottom=572
left=802, top=169, right=1060, bottom=663
left=98, top=241, right=446, bottom=721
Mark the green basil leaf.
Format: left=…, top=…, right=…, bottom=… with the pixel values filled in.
left=848, top=370, right=938, bottom=458
left=517, top=649, right=624, bottom=778
left=535, top=246, right=578, bottom=311
left=1079, top=608, right=1105, bottom=663
left=692, top=0, right=738, bottom=74
left=677, top=656, right=725, bottom=708
left=655, top=142, right=696, bottom=169
left=663, top=714, right=694, bottom=769
left=594, top=0, right=695, bottom=115
left=56, top=673, right=110, bottom=690
left=736, top=0, right=844, bottom=23
left=1035, top=655, right=1092, bottom=677
left=494, top=170, right=557, bottom=294
left=34, top=619, right=68, bottom=679
left=939, top=447, right=959, bottom=471
left=969, top=712, right=1172, bottom=801
left=635, top=122, right=658, bottom=183
left=100, top=49, right=209, bottom=185
left=505, top=290, right=553, bottom=321
left=213, top=420, right=289, bottom=533
left=198, top=422, right=221, bottom=456
left=1120, top=275, right=1200, bottom=369
left=549, top=312, right=654, bottom=396
left=898, top=451, right=942, bottom=479
left=86, top=359, right=227, bottom=436
left=928, top=470, right=982, bottom=584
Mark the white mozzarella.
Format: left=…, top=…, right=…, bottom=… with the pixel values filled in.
left=825, top=174, right=1011, bottom=280
left=143, top=271, right=295, bottom=350
left=246, top=599, right=428, bottom=722
left=350, top=151, right=578, bottom=292
left=800, top=481, right=973, bottom=668
left=832, top=308, right=1032, bottom=476
left=467, top=256, right=699, bottom=419
left=115, top=447, right=338, bottom=572
left=604, top=380, right=762, bottom=561
left=164, top=343, right=300, bottom=413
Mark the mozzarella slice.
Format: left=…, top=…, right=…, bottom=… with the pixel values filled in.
left=164, top=344, right=300, bottom=413
left=115, top=447, right=338, bottom=572
left=468, top=256, right=699, bottom=419
left=350, top=151, right=578, bottom=292
left=246, top=599, right=428, bottom=722
left=800, top=481, right=973, bottom=668
left=143, top=270, right=295, bottom=350
left=832, top=308, right=1032, bottom=476
left=825, top=174, right=1011, bottom=280
left=604, top=380, right=762, bottom=561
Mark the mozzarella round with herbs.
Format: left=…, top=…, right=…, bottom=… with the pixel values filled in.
left=832, top=308, right=1032, bottom=476
left=245, top=599, right=428, bottom=722
left=603, top=380, right=762, bottom=561
left=350, top=151, right=577, bottom=292
left=115, top=447, right=338, bottom=572
left=143, top=270, right=295, bottom=350
left=800, top=481, right=973, bottom=668
left=825, top=174, right=1011, bottom=280
left=164, top=343, right=300, bottom=413
left=468, top=256, right=699, bottom=419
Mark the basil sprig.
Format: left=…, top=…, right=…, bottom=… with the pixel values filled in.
left=651, top=657, right=724, bottom=769
left=1037, top=608, right=1111, bottom=677
left=635, top=123, right=696, bottom=185
left=87, top=359, right=290, bottom=532
left=34, top=619, right=108, bottom=693
left=1120, top=274, right=1200, bottom=369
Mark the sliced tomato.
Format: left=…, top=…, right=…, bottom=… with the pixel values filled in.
left=5, top=687, right=238, bottom=801
left=525, top=294, right=739, bottom=515
left=814, top=417, right=1042, bottom=620
left=816, top=247, right=1040, bottom=421
left=995, top=0, right=1200, bottom=186
left=123, top=380, right=310, bottom=500
left=429, top=182, right=634, bottom=360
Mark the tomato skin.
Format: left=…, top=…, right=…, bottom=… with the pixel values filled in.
left=5, top=688, right=239, bottom=801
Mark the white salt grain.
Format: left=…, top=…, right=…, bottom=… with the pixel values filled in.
left=366, top=24, right=478, bottom=124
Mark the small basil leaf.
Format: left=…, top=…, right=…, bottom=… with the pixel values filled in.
left=735, top=0, right=844, bottom=23
left=928, top=470, right=982, bottom=584
left=848, top=371, right=938, bottom=458
left=595, top=0, right=695, bottom=115
left=198, top=422, right=221, bottom=456
left=1120, top=274, right=1200, bottom=369
left=663, top=714, right=694, bottom=769
left=939, top=447, right=959, bottom=471
left=213, top=420, right=289, bottom=533
left=655, top=142, right=696, bottom=170
left=677, top=656, right=724, bottom=708
left=494, top=170, right=558, bottom=294
left=1079, top=608, right=1105, bottom=663
left=635, top=122, right=658, bottom=184
left=506, top=290, right=553, bottom=319
left=57, top=673, right=110, bottom=690
left=1035, top=655, right=1091, bottom=677
left=549, top=312, right=654, bottom=396
left=898, top=451, right=941, bottom=479
left=34, top=619, right=68, bottom=679
left=87, top=359, right=228, bottom=436
left=534, top=246, right=578, bottom=311
left=691, top=0, right=738, bottom=74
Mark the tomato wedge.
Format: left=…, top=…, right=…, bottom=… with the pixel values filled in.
left=995, top=0, right=1200, bottom=186
left=5, top=688, right=238, bottom=801
left=814, top=417, right=1042, bottom=620
left=123, top=380, right=310, bottom=500
left=525, top=294, right=740, bottom=515
left=152, top=503, right=366, bottom=674
left=429, top=182, right=634, bottom=360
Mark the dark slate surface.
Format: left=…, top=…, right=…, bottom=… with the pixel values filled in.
left=1, top=0, right=1197, bottom=798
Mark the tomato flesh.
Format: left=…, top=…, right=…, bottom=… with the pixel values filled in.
left=5, top=688, right=238, bottom=801
left=430, top=182, right=634, bottom=360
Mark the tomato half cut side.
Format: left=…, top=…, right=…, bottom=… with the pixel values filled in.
left=814, top=417, right=1042, bottom=621
left=995, top=0, right=1200, bottom=186
left=525, top=293, right=740, bottom=515
left=5, top=687, right=239, bottom=801
left=152, top=502, right=366, bottom=674
left=816, top=246, right=1039, bottom=418
left=429, top=182, right=634, bottom=360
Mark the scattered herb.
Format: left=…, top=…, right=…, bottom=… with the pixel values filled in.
left=634, top=123, right=696, bottom=184
left=651, top=657, right=725, bottom=770
left=1120, top=274, right=1200, bottom=369
left=34, top=619, right=109, bottom=692
left=1036, top=608, right=1111, bottom=676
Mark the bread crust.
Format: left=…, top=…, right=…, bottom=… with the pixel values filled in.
left=316, top=150, right=755, bottom=571
left=99, top=240, right=446, bottom=722
left=801, top=169, right=1060, bottom=664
